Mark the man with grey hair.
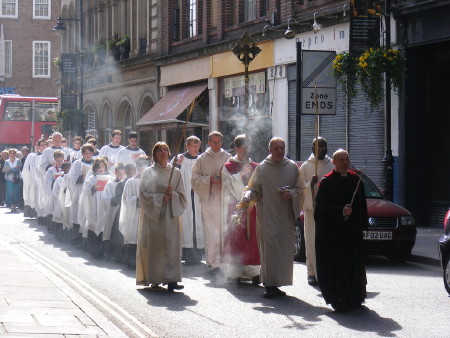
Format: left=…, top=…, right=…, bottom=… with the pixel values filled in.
left=314, top=149, right=368, bottom=312
left=192, top=131, right=231, bottom=275
left=239, top=137, right=301, bottom=298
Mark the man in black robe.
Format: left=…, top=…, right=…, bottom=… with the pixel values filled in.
left=314, top=149, right=368, bottom=312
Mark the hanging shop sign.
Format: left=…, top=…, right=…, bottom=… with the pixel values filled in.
left=349, top=0, right=381, bottom=54
left=60, top=54, right=78, bottom=111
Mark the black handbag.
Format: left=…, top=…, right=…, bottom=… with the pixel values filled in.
left=13, top=173, right=21, bottom=184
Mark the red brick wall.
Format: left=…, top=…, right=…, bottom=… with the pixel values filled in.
left=1, top=1, right=61, bottom=97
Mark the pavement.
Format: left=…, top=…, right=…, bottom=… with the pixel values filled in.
left=0, top=208, right=127, bottom=337
left=0, top=206, right=444, bottom=337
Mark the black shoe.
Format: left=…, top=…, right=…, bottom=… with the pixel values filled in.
left=307, top=276, right=318, bottom=286
left=252, top=275, right=261, bottom=286
left=263, top=287, right=286, bottom=298
left=167, top=282, right=184, bottom=292
left=331, top=298, right=349, bottom=312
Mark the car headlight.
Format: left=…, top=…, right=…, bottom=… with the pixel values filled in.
left=401, top=216, right=415, bottom=225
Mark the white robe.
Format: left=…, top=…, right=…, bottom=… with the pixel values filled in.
left=78, top=172, right=115, bottom=237
left=69, top=148, right=82, bottom=162
left=299, top=154, right=335, bottom=279
left=99, top=144, right=125, bottom=172
left=246, top=156, right=301, bottom=286
left=178, top=154, right=204, bottom=249
left=102, top=179, right=120, bottom=241
left=52, top=175, right=66, bottom=223
left=39, top=147, right=70, bottom=175
left=43, top=166, right=63, bottom=216
left=22, top=153, right=36, bottom=209
left=116, top=147, right=146, bottom=165
left=119, top=177, right=140, bottom=245
left=34, top=154, right=47, bottom=217
left=67, top=159, right=93, bottom=225
left=136, top=163, right=186, bottom=285
left=191, top=147, right=231, bottom=268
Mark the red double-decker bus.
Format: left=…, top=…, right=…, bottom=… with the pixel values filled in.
left=0, top=95, right=59, bottom=149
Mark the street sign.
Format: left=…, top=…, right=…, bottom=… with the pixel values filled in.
left=301, top=50, right=336, bottom=115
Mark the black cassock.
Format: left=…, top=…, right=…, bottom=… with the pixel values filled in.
left=314, top=169, right=368, bottom=307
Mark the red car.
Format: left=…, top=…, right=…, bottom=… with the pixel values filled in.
left=294, top=170, right=417, bottom=263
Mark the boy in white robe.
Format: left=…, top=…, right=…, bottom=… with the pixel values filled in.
left=68, top=144, right=94, bottom=244
left=119, top=156, right=150, bottom=268
left=69, top=136, right=83, bottom=162
left=43, top=150, right=65, bottom=233
left=79, top=157, right=114, bottom=258
left=102, top=163, right=126, bottom=259
left=99, top=130, right=125, bottom=172
left=52, top=162, right=71, bottom=241
left=116, top=131, right=146, bottom=165
left=174, top=136, right=205, bottom=265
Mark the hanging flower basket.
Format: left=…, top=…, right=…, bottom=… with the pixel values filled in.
left=332, top=48, right=406, bottom=110
left=332, top=52, right=358, bottom=106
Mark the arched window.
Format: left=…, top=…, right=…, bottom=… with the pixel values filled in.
left=85, top=105, right=97, bottom=139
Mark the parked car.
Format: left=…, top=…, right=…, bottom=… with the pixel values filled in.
left=438, top=208, right=450, bottom=295
left=294, top=170, right=417, bottom=263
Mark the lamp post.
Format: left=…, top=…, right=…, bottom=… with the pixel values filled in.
left=383, top=0, right=394, bottom=201
left=53, top=0, right=84, bottom=137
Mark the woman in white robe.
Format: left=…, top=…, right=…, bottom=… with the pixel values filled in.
left=137, top=142, right=186, bottom=292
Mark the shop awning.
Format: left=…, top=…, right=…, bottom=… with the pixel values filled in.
left=137, top=83, right=207, bottom=126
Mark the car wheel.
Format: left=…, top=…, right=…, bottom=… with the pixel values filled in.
left=294, top=218, right=306, bottom=262
left=444, top=254, right=450, bottom=295
left=387, top=250, right=411, bottom=264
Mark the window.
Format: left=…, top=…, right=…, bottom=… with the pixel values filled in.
left=244, top=0, right=256, bottom=22
left=5, top=40, right=12, bottom=77
left=33, top=41, right=50, bottom=78
left=0, top=0, right=17, bottom=18
left=187, top=0, right=197, bottom=38
left=33, top=0, right=50, bottom=19
left=3, top=101, right=58, bottom=121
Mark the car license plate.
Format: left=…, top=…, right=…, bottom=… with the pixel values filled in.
left=363, top=231, right=392, bottom=240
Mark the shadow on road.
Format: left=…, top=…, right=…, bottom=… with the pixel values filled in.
left=137, top=288, right=199, bottom=311
left=325, top=305, right=402, bottom=336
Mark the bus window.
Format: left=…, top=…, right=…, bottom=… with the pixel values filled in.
left=35, top=102, right=58, bottom=121
left=4, top=101, right=31, bottom=121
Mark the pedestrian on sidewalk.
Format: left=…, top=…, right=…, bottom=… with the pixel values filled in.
left=2, top=148, right=22, bottom=212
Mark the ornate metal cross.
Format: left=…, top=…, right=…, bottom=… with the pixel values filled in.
left=232, top=32, right=261, bottom=84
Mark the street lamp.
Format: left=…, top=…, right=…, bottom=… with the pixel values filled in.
left=53, top=1, right=84, bottom=137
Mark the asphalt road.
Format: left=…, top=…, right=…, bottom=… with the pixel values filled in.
left=1, top=209, right=448, bottom=337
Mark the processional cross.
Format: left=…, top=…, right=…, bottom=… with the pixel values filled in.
left=232, top=32, right=261, bottom=117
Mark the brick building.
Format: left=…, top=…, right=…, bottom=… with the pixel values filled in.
left=0, top=0, right=61, bottom=97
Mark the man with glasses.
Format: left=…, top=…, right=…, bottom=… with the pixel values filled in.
left=299, top=137, right=335, bottom=286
